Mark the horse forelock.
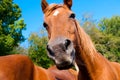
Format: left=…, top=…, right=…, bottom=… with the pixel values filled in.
left=74, top=20, right=97, bottom=60
left=44, top=4, right=64, bottom=17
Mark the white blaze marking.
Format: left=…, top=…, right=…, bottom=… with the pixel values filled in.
left=53, top=10, right=59, bottom=16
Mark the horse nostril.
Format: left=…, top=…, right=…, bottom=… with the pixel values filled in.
left=65, top=39, right=71, bottom=49
left=47, top=45, right=55, bottom=56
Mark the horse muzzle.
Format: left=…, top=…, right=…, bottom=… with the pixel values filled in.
left=47, top=38, right=75, bottom=70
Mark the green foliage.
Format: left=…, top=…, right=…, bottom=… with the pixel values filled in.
left=10, top=46, right=28, bottom=55
left=0, top=34, right=14, bottom=55
left=98, top=16, right=120, bottom=62
left=81, top=15, right=120, bottom=62
left=28, top=30, right=54, bottom=68
left=98, top=16, right=120, bottom=37
left=0, top=0, right=26, bottom=55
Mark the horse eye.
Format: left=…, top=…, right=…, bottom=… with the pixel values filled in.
left=43, top=22, right=48, bottom=28
left=69, top=13, right=75, bottom=19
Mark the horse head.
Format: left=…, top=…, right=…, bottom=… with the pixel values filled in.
left=41, top=0, right=77, bottom=70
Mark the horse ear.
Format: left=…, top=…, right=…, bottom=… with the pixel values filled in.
left=64, top=0, right=72, bottom=9
left=41, top=0, right=48, bottom=13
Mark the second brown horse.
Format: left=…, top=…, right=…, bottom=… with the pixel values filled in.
left=0, top=54, right=77, bottom=80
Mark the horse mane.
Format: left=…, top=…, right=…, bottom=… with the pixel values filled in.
left=44, top=4, right=63, bottom=16
left=74, top=20, right=98, bottom=60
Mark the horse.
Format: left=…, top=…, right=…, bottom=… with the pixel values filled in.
left=0, top=54, right=77, bottom=80
left=41, top=0, right=120, bottom=80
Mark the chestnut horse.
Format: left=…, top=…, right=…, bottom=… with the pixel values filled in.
left=41, top=0, right=120, bottom=80
left=0, top=54, right=77, bottom=80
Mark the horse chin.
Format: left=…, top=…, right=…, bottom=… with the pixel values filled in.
left=56, top=62, right=74, bottom=70
left=55, top=49, right=75, bottom=70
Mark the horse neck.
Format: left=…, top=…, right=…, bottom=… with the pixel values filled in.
left=74, top=21, right=108, bottom=80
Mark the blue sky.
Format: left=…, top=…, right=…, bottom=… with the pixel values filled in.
left=13, top=0, right=120, bottom=48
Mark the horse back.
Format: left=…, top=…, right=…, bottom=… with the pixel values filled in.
left=0, top=54, right=34, bottom=80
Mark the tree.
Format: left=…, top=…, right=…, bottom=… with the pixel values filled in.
left=98, top=16, right=120, bottom=62
left=9, top=46, right=28, bottom=55
left=98, top=16, right=120, bottom=37
left=0, top=0, right=26, bottom=55
left=28, top=30, right=54, bottom=68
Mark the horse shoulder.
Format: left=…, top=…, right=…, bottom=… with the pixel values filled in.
left=100, top=61, right=120, bottom=80
left=111, top=62, right=120, bottom=79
